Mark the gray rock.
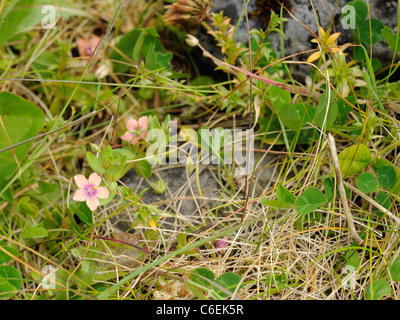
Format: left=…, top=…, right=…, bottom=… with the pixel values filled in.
left=117, top=141, right=278, bottom=231
left=212, top=0, right=263, bottom=43
left=208, top=0, right=398, bottom=69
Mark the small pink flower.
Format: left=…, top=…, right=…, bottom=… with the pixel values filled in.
left=121, top=116, right=148, bottom=145
left=72, top=173, right=109, bottom=211
left=77, top=36, right=102, bottom=59
left=216, top=236, right=230, bottom=254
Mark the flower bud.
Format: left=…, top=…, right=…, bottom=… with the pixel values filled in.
left=185, top=34, right=199, bottom=47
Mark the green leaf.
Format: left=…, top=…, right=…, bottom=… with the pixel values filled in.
left=278, top=103, right=313, bottom=132
left=22, top=221, right=48, bottom=239
left=0, top=246, right=18, bottom=264
left=314, top=91, right=338, bottom=128
left=261, top=199, right=293, bottom=210
left=359, top=18, right=384, bottom=45
left=356, top=172, right=378, bottom=193
left=0, top=266, right=22, bottom=299
left=152, top=179, right=168, bottom=194
left=212, top=272, right=243, bottom=298
left=294, top=187, right=326, bottom=215
left=17, top=196, right=39, bottom=216
left=373, top=158, right=400, bottom=194
left=134, top=157, right=152, bottom=178
left=269, top=85, right=291, bottom=111
left=382, top=26, right=400, bottom=53
left=338, top=144, right=372, bottom=177
left=377, top=165, right=397, bottom=187
left=0, top=0, right=82, bottom=47
left=86, top=152, right=105, bottom=174
left=345, top=249, right=361, bottom=268
left=344, top=0, right=368, bottom=26
left=353, top=45, right=365, bottom=62
left=276, top=183, right=296, bottom=204
left=366, top=278, right=391, bottom=300
left=191, top=76, right=216, bottom=91
left=324, top=177, right=335, bottom=203
left=105, top=155, right=127, bottom=181
left=371, top=58, right=382, bottom=73
left=375, top=191, right=392, bottom=217
left=190, top=268, right=215, bottom=287
left=145, top=43, right=173, bottom=71
left=389, top=256, right=400, bottom=281
left=337, top=96, right=355, bottom=117
left=100, top=145, right=113, bottom=164
left=324, top=177, right=350, bottom=202
left=132, top=31, right=145, bottom=62
left=110, top=27, right=172, bottom=73
left=112, top=148, right=136, bottom=161
left=69, top=203, right=93, bottom=226
left=38, top=181, right=56, bottom=194
left=0, top=92, right=45, bottom=201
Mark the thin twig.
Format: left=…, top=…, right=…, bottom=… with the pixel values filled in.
left=344, top=182, right=400, bottom=227
left=242, top=0, right=253, bottom=222
left=86, top=0, right=127, bottom=74
left=327, top=134, right=364, bottom=245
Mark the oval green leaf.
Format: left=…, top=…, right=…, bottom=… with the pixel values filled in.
left=314, top=91, right=338, bottom=129
left=134, top=157, right=152, bottom=178
left=86, top=152, right=105, bottom=174
left=294, top=187, right=326, bottom=215
left=278, top=103, right=312, bottom=132
left=366, top=278, right=391, bottom=300
left=360, top=18, right=384, bottom=45
left=338, top=144, right=372, bottom=177
left=377, top=165, right=397, bottom=187
left=373, top=158, right=400, bottom=194
left=0, top=246, right=18, bottom=264
left=212, top=272, right=243, bottom=298
left=0, top=92, right=45, bottom=201
left=190, top=268, right=215, bottom=287
left=356, top=172, right=378, bottom=193
left=21, top=221, right=48, bottom=239
left=375, top=191, right=391, bottom=217
left=343, top=0, right=368, bottom=26
left=382, top=25, right=400, bottom=53
left=389, top=256, right=400, bottom=282
left=0, top=266, right=22, bottom=299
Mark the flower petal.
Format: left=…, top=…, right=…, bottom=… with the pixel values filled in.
left=77, top=39, right=90, bottom=57
left=73, top=189, right=87, bottom=202
left=88, top=172, right=102, bottom=187
left=95, top=187, right=109, bottom=199
left=74, top=174, right=88, bottom=189
left=121, top=131, right=135, bottom=142
left=307, top=51, right=322, bottom=63
left=131, top=135, right=142, bottom=145
left=328, top=32, right=341, bottom=44
left=86, top=194, right=99, bottom=211
left=88, top=36, right=101, bottom=49
left=125, top=119, right=138, bottom=131
left=138, top=116, right=148, bottom=129
left=318, top=26, right=325, bottom=38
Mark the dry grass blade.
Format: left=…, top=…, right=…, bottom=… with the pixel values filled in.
left=327, top=134, right=364, bottom=245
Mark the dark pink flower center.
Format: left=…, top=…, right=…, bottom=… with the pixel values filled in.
left=84, top=183, right=97, bottom=197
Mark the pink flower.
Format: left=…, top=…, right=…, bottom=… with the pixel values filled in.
left=121, top=116, right=148, bottom=145
left=77, top=36, right=102, bottom=59
left=72, top=173, right=109, bottom=211
left=216, top=236, right=230, bottom=254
